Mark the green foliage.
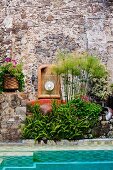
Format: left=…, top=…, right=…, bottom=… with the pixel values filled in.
left=90, top=77, right=110, bottom=100
left=22, top=98, right=102, bottom=141
left=53, top=51, right=109, bottom=102
left=0, top=59, right=24, bottom=92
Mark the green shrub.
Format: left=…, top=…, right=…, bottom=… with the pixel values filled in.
left=22, top=98, right=102, bottom=141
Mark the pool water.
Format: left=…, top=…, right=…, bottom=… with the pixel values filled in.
left=1, top=150, right=113, bottom=170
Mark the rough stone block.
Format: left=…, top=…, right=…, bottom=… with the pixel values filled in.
left=21, top=100, right=26, bottom=106
left=8, top=118, right=15, bottom=122
left=1, top=102, right=9, bottom=110
left=2, top=107, right=15, bottom=116
left=0, top=94, right=5, bottom=103
left=10, top=94, right=21, bottom=108
left=15, top=106, right=26, bottom=115
left=19, top=114, right=26, bottom=121
left=0, top=134, right=3, bottom=141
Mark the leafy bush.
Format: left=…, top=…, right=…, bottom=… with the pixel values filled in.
left=22, top=98, right=102, bottom=141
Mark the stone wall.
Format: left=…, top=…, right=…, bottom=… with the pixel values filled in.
left=1, top=0, right=113, bottom=99
left=0, top=93, right=27, bottom=141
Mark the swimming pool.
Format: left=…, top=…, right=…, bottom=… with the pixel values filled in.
left=1, top=150, right=113, bottom=170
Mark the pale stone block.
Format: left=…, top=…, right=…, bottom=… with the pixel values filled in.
left=3, top=16, right=13, bottom=28
left=8, top=118, right=15, bottom=122
left=15, top=107, right=26, bottom=115
left=0, top=94, right=5, bottom=103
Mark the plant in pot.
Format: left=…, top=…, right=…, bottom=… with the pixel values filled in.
left=0, top=57, right=24, bottom=92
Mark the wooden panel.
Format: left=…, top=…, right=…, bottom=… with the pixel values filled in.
left=38, top=64, right=60, bottom=99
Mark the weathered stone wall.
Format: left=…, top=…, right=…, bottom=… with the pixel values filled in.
left=1, top=0, right=113, bottom=99
left=0, top=93, right=26, bottom=141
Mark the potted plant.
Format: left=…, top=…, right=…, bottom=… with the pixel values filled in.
left=0, top=57, right=24, bottom=92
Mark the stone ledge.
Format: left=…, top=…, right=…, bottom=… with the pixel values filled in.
left=0, top=138, right=113, bottom=146
left=22, top=138, right=113, bottom=146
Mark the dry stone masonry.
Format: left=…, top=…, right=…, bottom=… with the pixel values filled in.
left=0, top=93, right=27, bottom=141
left=0, top=0, right=113, bottom=99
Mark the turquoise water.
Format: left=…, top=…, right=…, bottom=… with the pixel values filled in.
left=1, top=150, right=113, bottom=170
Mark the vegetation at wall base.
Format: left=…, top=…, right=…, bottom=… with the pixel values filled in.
left=22, top=98, right=102, bottom=141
